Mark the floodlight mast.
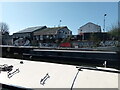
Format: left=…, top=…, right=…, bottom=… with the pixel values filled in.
left=103, top=14, right=107, bottom=32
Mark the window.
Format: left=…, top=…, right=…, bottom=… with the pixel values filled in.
left=40, top=35, right=43, bottom=40
left=46, top=35, right=49, bottom=38
left=36, top=36, right=39, bottom=40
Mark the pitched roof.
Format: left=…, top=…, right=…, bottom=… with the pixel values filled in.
left=15, top=26, right=47, bottom=34
left=34, top=26, right=68, bottom=35
left=80, top=22, right=101, bottom=28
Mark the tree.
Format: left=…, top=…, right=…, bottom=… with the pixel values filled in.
left=0, top=22, right=9, bottom=35
left=89, top=33, right=101, bottom=47
left=0, top=22, right=9, bottom=45
left=108, top=26, right=120, bottom=41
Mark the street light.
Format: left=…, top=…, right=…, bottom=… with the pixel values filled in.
left=103, top=14, right=107, bottom=32
left=103, top=14, right=107, bottom=42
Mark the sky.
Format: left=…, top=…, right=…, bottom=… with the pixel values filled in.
left=0, top=2, right=119, bottom=35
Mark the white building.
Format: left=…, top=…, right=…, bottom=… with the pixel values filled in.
left=78, top=22, right=101, bottom=34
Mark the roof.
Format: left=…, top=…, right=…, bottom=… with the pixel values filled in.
left=80, top=22, right=101, bottom=29
left=15, top=26, right=47, bottom=34
left=34, top=26, right=68, bottom=35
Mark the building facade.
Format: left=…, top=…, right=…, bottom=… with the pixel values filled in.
left=33, top=26, right=72, bottom=41
left=12, top=26, right=47, bottom=46
left=33, top=26, right=72, bottom=47
left=12, top=26, right=72, bottom=46
left=13, top=26, right=47, bottom=40
left=78, top=22, right=101, bottom=34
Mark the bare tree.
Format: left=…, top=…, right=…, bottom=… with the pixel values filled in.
left=0, top=22, right=10, bottom=45
left=0, top=22, right=9, bottom=35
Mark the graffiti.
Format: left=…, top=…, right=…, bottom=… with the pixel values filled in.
left=14, top=38, right=30, bottom=46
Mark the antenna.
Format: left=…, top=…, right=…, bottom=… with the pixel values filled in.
left=58, top=20, right=62, bottom=27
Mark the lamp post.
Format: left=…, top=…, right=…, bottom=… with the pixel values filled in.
left=103, top=14, right=107, bottom=32
left=103, top=14, right=107, bottom=42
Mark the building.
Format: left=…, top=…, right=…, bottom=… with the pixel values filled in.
left=78, top=22, right=101, bottom=34
left=12, top=26, right=47, bottom=46
left=13, top=26, right=47, bottom=40
left=34, top=26, right=72, bottom=41
left=13, top=26, right=72, bottom=46
left=70, top=22, right=110, bottom=48
left=77, top=22, right=103, bottom=41
left=33, top=26, right=72, bottom=47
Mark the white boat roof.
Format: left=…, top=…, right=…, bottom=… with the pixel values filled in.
left=33, top=49, right=116, bottom=54
left=0, top=58, right=118, bottom=88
